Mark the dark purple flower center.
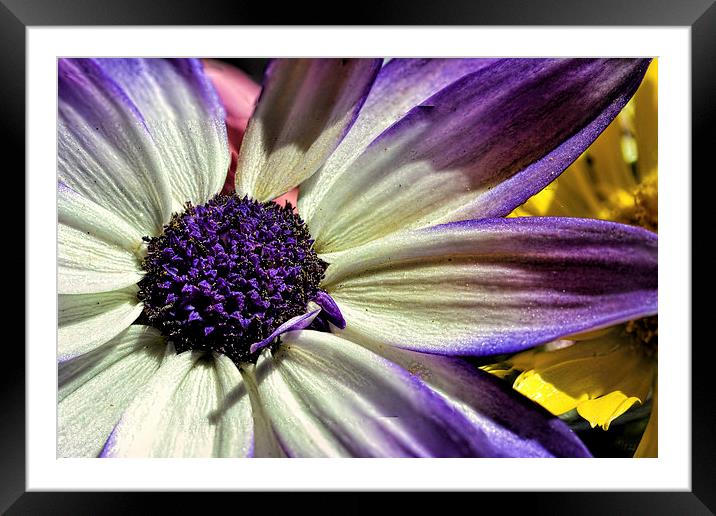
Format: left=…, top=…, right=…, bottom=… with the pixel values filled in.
left=137, top=194, right=327, bottom=364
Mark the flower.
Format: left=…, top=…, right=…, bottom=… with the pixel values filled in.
left=487, top=61, right=658, bottom=457
left=58, top=58, right=657, bottom=457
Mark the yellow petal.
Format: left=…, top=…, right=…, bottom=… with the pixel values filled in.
left=633, top=60, right=658, bottom=179
left=510, top=157, right=602, bottom=218
left=632, top=169, right=658, bottom=231
left=509, top=331, right=655, bottom=429
left=479, top=364, right=513, bottom=379
left=635, top=380, right=658, bottom=458
left=576, top=391, right=641, bottom=430
left=508, top=333, right=621, bottom=372
left=509, top=59, right=657, bottom=224
left=486, top=368, right=513, bottom=379
left=586, top=112, right=637, bottom=193
left=565, top=327, right=614, bottom=341
left=513, top=369, right=585, bottom=415
left=513, top=186, right=557, bottom=216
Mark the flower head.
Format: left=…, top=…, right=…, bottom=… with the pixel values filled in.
left=58, top=58, right=657, bottom=457
left=137, top=195, right=327, bottom=363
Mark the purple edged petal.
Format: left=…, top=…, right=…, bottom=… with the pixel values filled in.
left=255, top=330, right=507, bottom=457
left=321, top=217, right=657, bottom=356
left=305, top=58, right=651, bottom=252
left=249, top=308, right=321, bottom=354
left=58, top=58, right=173, bottom=236
left=89, top=59, right=230, bottom=210
left=299, top=58, right=497, bottom=222
left=235, top=58, right=382, bottom=201
left=364, top=343, right=591, bottom=457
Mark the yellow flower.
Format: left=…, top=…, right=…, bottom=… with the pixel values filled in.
left=493, top=60, right=658, bottom=457
left=501, top=322, right=656, bottom=428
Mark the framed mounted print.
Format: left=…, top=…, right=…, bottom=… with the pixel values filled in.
left=6, top=0, right=710, bottom=513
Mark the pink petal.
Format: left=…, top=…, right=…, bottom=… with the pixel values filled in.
left=273, top=188, right=299, bottom=212
left=202, top=59, right=261, bottom=194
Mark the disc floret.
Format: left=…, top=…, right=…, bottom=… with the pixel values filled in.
left=138, top=194, right=327, bottom=363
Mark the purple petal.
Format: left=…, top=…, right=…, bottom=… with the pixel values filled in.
left=312, top=290, right=346, bottom=329
left=249, top=309, right=321, bottom=354
left=304, top=58, right=651, bottom=252
left=324, top=217, right=657, bottom=356
left=96, top=59, right=225, bottom=118
left=235, top=58, right=382, bottom=201
left=92, top=59, right=224, bottom=119
left=299, top=58, right=497, bottom=222
left=364, top=343, right=592, bottom=458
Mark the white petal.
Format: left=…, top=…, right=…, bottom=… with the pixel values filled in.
left=355, top=341, right=592, bottom=458
left=240, top=363, right=285, bottom=457
left=235, top=59, right=381, bottom=201
left=58, top=59, right=173, bottom=237
left=58, top=182, right=143, bottom=251
left=321, top=218, right=657, bottom=356
left=101, top=349, right=201, bottom=457
left=211, top=355, right=255, bottom=458
left=103, top=350, right=254, bottom=457
left=58, top=223, right=143, bottom=295
left=58, top=183, right=144, bottom=294
left=58, top=331, right=166, bottom=457
left=59, top=324, right=164, bottom=402
left=254, top=348, right=349, bottom=457
left=256, top=330, right=483, bottom=457
left=93, top=59, right=230, bottom=209
left=302, top=59, right=650, bottom=252
left=58, top=286, right=144, bottom=361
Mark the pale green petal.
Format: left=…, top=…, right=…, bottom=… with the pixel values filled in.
left=58, top=286, right=143, bottom=361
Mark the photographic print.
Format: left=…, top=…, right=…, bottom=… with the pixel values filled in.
left=57, top=57, right=658, bottom=459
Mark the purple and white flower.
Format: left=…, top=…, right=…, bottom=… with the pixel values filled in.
left=58, top=58, right=656, bottom=457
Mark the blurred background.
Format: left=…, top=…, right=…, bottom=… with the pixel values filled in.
left=218, top=58, right=269, bottom=82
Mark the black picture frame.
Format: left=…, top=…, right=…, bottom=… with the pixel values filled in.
left=5, top=0, right=710, bottom=513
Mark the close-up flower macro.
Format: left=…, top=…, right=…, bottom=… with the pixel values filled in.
left=57, top=58, right=658, bottom=458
